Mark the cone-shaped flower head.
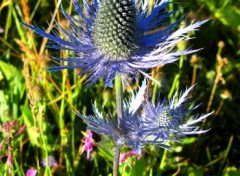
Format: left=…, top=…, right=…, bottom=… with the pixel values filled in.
left=93, top=0, right=137, bottom=59
left=138, top=86, right=212, bottom=149
left=77, top=81, right=212, bottom=152
left=22, top=0, right=208, bottom=86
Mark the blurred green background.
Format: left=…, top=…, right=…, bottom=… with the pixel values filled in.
left=0, top=0, right=240, bottom=175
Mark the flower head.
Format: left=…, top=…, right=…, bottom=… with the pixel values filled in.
left=0, top=26, right=3, bottom=34
left=138, top=86, right=212, bottom=149
left=23, top=0, right=208, bottom=86
left=81, top=130, right=94, bottom=160
left=41, top=155, right=58, bottom=167
left=25, top=168, right=37, bottom=176
left=119, top=150, right=142, bottom=164
left=77, top=81, right=212, bottom=152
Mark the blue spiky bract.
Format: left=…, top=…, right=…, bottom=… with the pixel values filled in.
left=77, top=81, right=212, bottom=152
left=22, top=0, right=208, bottom=86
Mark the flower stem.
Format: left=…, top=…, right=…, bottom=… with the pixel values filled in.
left=113, top=146, right=121, bottom=176
left=113, top=74, right=124, bottom=176
left=115, top=74, right=124, bottom=128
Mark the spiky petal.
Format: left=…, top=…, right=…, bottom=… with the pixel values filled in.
left=77, top=83, right=211, bottom=151
left=138, top=86, right=212, bottom=148
left=22, top=0, right=208, bottom=86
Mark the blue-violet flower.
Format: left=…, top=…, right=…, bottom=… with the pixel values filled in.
left=23, top=0, right=208, bottom=86
left=77, top=80, right=212, bottom=152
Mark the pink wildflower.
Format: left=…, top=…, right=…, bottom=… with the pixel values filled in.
left=0, top=26, right=3, bottom=33
left=81, top=130, right=94, bottom=160
left=119, top=151, right=142, bottom=164
left=25, top=168, right=37, bottom=176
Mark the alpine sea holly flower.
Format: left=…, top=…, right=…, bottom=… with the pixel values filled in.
left=77, top=81, right=212, bottom=152
left=138, top=86, right=213, bottom=149
left=76, top=79, right=147, bottom=150
left=22, top=0, right=208, bottom=86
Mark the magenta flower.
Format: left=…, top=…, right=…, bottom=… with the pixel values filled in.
left=81, top=130, right=94, bottom=160
left=25, top=168, right=37, bottom=176
left=119, top=150, right=142, bottom=164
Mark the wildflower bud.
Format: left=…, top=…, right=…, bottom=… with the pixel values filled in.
left=32, top=85, right=44, bottom=101
left=103, top=89, right=111, bottom=106
left=0, top=26, right=3, bottom=34
left=177, top=40, right=187, bottom=51
left=222, top=57, right=229, bottom=65
left=218, top=41, right=225, bottom=49
left=14, top=125, right=27, bottom=138
left=5, top=120, right=17, bottom=131
left=93, top=0, right=137, bottom=58
left=220, top=89, right=231, bottom=100
left=190, top=54, right=202, bottom=66
left=190, top=55, right=202, bottom=68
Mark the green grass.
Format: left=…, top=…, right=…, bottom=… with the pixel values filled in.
left=0, top=0, right=240, bottom=175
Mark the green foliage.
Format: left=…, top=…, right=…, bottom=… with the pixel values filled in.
left=0, top=0, right=239, bottom=175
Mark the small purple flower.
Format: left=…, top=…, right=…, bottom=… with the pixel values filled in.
left=26, top=168, right=37, bottom=176
left=41, top=155, right=58, bottom=167
left=119, top=150, right=142, bottom=164
left=81, top=130, right=94, bottom=160
left=22, top=0, right=208, bottom=86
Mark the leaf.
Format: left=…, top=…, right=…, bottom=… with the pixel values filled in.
left=223, top=167, right=240, bottom=176
left=0, top=60, right=17, bottom=81
left=214, top=7, right=240, bottom=31
left=21, top=105, right=40, bottom=146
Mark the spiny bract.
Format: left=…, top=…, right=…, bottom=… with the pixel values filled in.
left=23, top=0, right=208, bottom=86
left=77, top=81, right=212, bottom=152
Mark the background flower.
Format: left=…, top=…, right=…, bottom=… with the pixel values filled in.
left=81, top=130, right=95, bottom=160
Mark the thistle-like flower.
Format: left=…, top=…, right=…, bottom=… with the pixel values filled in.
left=77, top=81, right=212, bottom=152
left=23, top=0, right=208, bottom=86
left=138, top=86, right=212, bottom=149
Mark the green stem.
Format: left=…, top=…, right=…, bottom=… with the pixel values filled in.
left=115, top=74, right=124, bottom=128
left=113, top=74, right=124, bottom=176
